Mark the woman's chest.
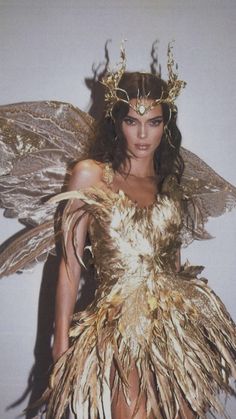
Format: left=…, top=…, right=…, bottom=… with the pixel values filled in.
left=111, top=173, right=158, bottom=209
left=88, top=194, right=182, bottom=251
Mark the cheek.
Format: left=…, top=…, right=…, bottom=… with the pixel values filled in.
left=122, top=125, right=135, bottom=143
left=151, top=126, right=164, bottom=144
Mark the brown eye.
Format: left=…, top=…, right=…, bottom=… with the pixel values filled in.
left=123, top=117, right=136, bottom=126
left=149, top=118, right=163, bottom=127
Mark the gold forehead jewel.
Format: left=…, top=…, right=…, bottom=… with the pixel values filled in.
left=138, top=104, right=146, bottom=115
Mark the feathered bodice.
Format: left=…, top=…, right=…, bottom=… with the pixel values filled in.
left=87, top=187, right=181, bottom=283
left=57, top=169, right=182, bottom=294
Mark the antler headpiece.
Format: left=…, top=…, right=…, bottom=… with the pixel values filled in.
left=101, top=42, right=186, bottom=119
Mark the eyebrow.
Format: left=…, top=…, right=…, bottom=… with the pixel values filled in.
left=148, top=116, right=163, bottom=121
left=125, top=115, right=163, bottom=122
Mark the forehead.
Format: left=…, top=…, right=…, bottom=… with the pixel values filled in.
left=127, top=99, right=163, bottom=119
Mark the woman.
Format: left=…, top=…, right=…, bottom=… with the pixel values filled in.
left=47, top=61, right=236, bottom=419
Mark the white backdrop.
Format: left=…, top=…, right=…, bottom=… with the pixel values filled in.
left=0, top=0, right=236, bottom=418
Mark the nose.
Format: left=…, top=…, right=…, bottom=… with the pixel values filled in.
left=138, top=123, right=147, bottom=139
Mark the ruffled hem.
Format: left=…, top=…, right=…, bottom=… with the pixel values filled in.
left=46, top=265, right=236, bottom=419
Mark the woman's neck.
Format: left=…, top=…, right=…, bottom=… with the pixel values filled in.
left=120, top=157, right=156, bottom=178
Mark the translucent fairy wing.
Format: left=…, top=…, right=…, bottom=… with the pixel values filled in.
left=0, top=101, right=95, bottom=176
left=0, top=101, right=95, bottom=277
left=180, top=147, right=236, bottom=246
left=0, top=149, right=67, bottom=224
left=0, top=220, right=55, bottom=278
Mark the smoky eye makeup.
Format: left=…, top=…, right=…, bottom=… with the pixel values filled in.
left=123, top=115, right=163, bottom=126
left=123, top=117, right=136, bottom=125
left=148, top=117, right=163, bottom=126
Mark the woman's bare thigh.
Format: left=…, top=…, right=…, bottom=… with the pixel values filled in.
left=110, top=361, right=197, bottom=419
left=111, top=362, right=156, bottom=419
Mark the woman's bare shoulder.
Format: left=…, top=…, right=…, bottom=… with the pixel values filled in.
left=69, top=159, right=104, bottom=189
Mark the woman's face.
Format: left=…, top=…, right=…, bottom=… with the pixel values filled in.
left=121, top=100, right=164, bottom=158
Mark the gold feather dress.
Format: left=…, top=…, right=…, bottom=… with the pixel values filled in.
left=0, top=101, right=236, bottom=418
left=47, top=165, right=236, bottom=419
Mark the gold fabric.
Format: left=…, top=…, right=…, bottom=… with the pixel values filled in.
left=47, top=167, right=236, bottom=419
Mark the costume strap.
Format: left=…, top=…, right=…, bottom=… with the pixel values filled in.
left=102, top=162, right=114, bottom=186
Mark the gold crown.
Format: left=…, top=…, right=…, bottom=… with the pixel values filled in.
left=101, top=42, right=186, bottom=119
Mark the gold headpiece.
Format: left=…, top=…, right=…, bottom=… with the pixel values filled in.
left=101, top=42, right=186, bottom=119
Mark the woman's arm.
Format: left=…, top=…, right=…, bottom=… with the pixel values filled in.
left=52, top=160, right=103, bottom=362
left=175, top=248, right=181, bottom=273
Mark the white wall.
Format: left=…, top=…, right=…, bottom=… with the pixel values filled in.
left=0, top=0, right=236, bottom=417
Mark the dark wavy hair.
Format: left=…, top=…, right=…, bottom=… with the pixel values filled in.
left=89, top=72, right=184, bottom=185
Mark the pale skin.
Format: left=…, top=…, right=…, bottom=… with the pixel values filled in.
left=52, top=100, right=194, bottom=418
